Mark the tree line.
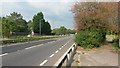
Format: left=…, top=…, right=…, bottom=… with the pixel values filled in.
left=0, top=12, right=75, bottom=38
left=52, top=26, right=75, bottom=35
left=0, top=12, right=51, bottom=38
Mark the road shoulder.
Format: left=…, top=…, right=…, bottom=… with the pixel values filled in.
left=71, top=44, right=118, bottom=67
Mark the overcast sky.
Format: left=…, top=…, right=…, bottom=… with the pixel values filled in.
left=0, top=0, right=119, bottom=29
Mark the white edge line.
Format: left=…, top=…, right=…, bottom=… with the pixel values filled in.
left=49, top=54, right=55, bottom=58
left=40, top=60, right=48, bottom=66
left=0, top=53, right=8, bottom=57
left=54, top=43, right=76, bottom=66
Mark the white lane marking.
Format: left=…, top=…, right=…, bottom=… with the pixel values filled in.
left=48, top=41, right=55, bottom=44
left=25, top=44, right=44, bottom=50
left=25, top=46, right=36, bottom=50
left=40, top=60, right=48, bottom=66
left=0, top=53, right=8, bottom=57
left=59, top=48, right=62, bottom=50
left=41, top=44, right=44, bottom=45
left=55, top=50, right=59, bottom=53
left=36, top=44, right=44, bottom=46
left=61, top=46, right=64, bottom=48
left=88, top=65, right=91, bottom=66
left=52, top=41, right=55, bottom=43
left=49, top=54, right=55, bottom=58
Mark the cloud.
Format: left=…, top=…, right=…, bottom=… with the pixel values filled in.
left=0, top=1, right=75, bottom=29
left=25, top=0, right=76, bottom=2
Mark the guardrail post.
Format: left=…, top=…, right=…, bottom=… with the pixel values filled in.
left=66, top=53, right=70, bottom=66
left=72, top=47, right=74, bottom=52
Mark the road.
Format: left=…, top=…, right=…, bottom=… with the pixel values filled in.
left=1, top=36, right=74, bottom=66
left=2, top=39, right=56, bottom=54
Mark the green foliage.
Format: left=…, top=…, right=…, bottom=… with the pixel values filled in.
left=27, top=20, right=33, bottom=32
left=1, top=12, right=28, bottom=38
left=52, top=26, right=73, bottom=35
left=2, top=17, right=10, bottom=38
left=42, top=21, right=51, bottom=35
left=75, top=30, right=104, bottom=49
left=32, top=12, right=51, bottom=35
left=7, top=12, right=28, bottom=32
left=2, top=36, right=61, bottom=44
left=112, top=39, right=119, bottom=50
left=66, top=29, right=76, bottom=34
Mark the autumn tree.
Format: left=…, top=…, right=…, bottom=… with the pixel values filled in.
left=71, top=2, right=118, bottom=34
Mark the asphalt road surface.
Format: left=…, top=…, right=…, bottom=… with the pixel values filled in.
left=1, top=36, right=74, bottom=66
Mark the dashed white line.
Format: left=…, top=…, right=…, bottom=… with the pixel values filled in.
left=40, top=60, right=48, bottom=66
left=55, top=50, right=59, bottom=53
left=36, top=44, right=44, bottom=46
left=59, top=48, right=62, bottom=50
left=25, top=46, right=36, bottom=50
left=0, top=53, right=8, bottom=57
left=49, top=54, right=55, bottom=58
left=61, top=46, right=64, bottom=48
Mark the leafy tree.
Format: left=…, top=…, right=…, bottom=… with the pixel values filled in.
left=1, top=12, right=28, bottom=38
left=52, top=28, right=61, bottom=35
left=71, top=2, right=118, bottom=34
left=32, top=12, right=51, bottom=35
left=6, top=12, right=28, bottom=33
left=1, top=17, right=10, bottom=38
left=66, top=29, right=76, bottom=34
left=42, top=21, right=51, bottom=35
left=59, top=26, right=67, bottom=35
left=27, top=20, right=33, bottom=32
left=0, top=17, right=2, bottom=37
left=32, top=12, right=44, bottom=33
left=52, top=26, right=74, bottom=35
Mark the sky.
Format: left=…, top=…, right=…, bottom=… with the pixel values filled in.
left=0, top=0, right=79, bottom=29
left=0, top=0, right=119, bottom=29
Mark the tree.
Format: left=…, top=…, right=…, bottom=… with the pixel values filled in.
left=42, top=21, right=51, bottom=35
left=32, top=12, right=44, bottom=33
left=1, top=17, right=10, bottom=38
left=71, top=2, right=118, bottom=34
left=66, top=29, right=76, bottom=34
left=1, top=12, right=28, bottom=37
left=59, top=26, right=67, bottom=35
left=52, top=28, right=61, bottom=35
left=27, top=20, right=33, bottom=32
left=52, top=26, right=73, bottom=35
left=0, top=17, right=2, bottom=37
left=6, top=12, right=28, bottom=33
left=32, top=12, right=51, bottom=35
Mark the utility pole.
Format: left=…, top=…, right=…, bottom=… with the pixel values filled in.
left=39, top=20, right=41, bottom=35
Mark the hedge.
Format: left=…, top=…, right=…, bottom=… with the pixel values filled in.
left=1, top=36, right=60, bottom=45
left=75, top=30, right=105, bottom=49
left=112, top=39, right=119, bottom=50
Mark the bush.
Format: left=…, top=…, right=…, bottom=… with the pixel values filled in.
left=75, top=30, right=104, bottom=49
left=112, top=39, right=119, bottom=50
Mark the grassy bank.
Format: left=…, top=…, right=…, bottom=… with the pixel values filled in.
left=0, top=35, right=65, bottom=45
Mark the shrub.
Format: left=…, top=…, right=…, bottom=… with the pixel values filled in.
left=75, top=30, right=104, bottom=49
left=112, top=39, right=119, bottom=50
